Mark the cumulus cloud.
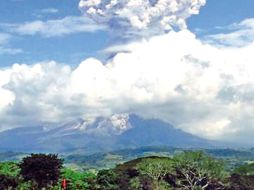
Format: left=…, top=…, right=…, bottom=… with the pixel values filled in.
left=0, top=69, right=15, bottom=111
left=79, top=0, right=206, bottom=38
left=5, top=16, right=106, bottom=37
left=2, top=0, right=254, bottom=145
left=1, top=30, right=254, bottom=145
left=0, top=62, right=73, bottom=130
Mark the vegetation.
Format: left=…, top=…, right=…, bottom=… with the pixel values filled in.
left=2, top=146, right=254, bottom=169
left=0, top=162, right=20, bottom=177
left=0, top=151, right=254, bottom=189
left=60, top=168, right=96, bottom=189
left=0, top=174, right=18, bottom=190
left=170, top=151, right=226, bottom=189
left=137, top=157, right=173, bottom=189
left=234, top=163, right=254, bottom=175
left=63, top=146, right=254, bottom=170
left=19, top=154, right=63, bottom=189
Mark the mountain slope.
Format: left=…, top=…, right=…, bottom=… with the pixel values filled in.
left=0, top=114, right=215, bottom=152
left=117, top=115, right=211, bottom=148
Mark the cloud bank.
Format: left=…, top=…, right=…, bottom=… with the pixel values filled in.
left=1, top=0, right=254, bottom=145
left=1, top=29, right=254, bottom=144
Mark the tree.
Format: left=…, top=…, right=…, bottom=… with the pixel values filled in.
left=61, top=168, right=96, bottom=190
left=96, top=169, right=119, bottom=190
left=19, top=154, right=63, bottom=189
left=137, top=157, right=173, bottom=190
left=234, top=163, right=254, bottom=176
left=229, top=173, right=254, bottom=190
left=0, top=174, right=18, bottom=190
left=171, top=151, right=226, bottom=190
left=0, top=162, right=20, bottom=177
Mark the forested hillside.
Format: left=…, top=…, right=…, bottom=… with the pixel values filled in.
left=1, top=151, right=254, bottom=189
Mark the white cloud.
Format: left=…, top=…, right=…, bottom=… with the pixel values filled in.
left=1, top=29, right=254, bottom=145
left=0, top=46, right=23, bottom=55
left=0, top=62, right=73, bottom=130
left=32, top=8, right=59, bottom=18
left=7, top=16, right=106, bottom=37
left=79, top=0, right=206, bottom=38
left=205, top=18, right=254, bottom=47
left=40, top=8, right=59, bottom=14
left=0, top=69, right=15, bottom=111
left=0, top=33, right=11, bottom=45
left=0, top=33, right=23, bottom=55
left=1, top=0, right=254, bottom=145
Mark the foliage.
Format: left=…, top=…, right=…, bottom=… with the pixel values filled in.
left=0, top=162, right=20, bottom=177
left=170, top=151, right=226, bottom=189
left=130, top=177, right=142, bottom=189
left=96, top=169, right=119, bottom=190
left=137, top=157, right=173, bottom=180
left=61, top=168, right=96, bottom=190
left=0, top=174, right=18, bottom=190
left=137, top=157, right=173, bottom=189
left=234, top=163, right=254, bottom=175
left=16, top=181, right=33, bottom=190
left=0, top=162, right=32, bottom=190
left=81, top=152, right=230, bottom=190
left=229, top=173, right=254, bottom=190
left=19, top=154, right=63, bottom=189
left=1, top=150, right=254, bottom=189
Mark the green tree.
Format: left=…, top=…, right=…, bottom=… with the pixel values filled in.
left=234, top=163, right=254, bottom=176
left=19, top=154, right=63, bottom=189
left=0, top=162, right=20, bottom=177
left=172, top=151, right=226, bottom=190
left=137, top=157, right=173, bottom=190
left=61, top=168, right=96, bottom=190
left=96, top=169, right=119, bottom=190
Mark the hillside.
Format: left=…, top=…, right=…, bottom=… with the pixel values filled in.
left=0, top=114, right=215, bottom=153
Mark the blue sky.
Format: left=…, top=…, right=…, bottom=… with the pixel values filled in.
left=0, top=0, right=109, bottom=66
left=1, top=0, right=254, bottom=67
left=189, top=0, right=254, bottom=30
left=1, top=0, right=254, bottom=145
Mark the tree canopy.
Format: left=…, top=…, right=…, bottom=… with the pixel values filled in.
left=19, top=154, right=63, bottom=189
